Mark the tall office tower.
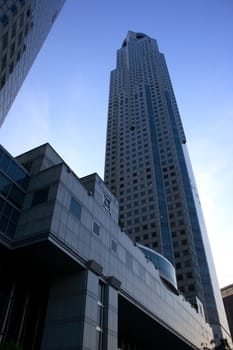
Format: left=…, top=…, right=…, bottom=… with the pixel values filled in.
left=0, top=0, right=65, bottom=126
left=104, top=31, right=230, bottom=340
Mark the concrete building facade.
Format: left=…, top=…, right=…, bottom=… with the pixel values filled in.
left=0, top=143, right=215, bottom=349
left=0, top=0, right=65, bottom=126
left=104, top=31, right=229, bottom=341
left=221, top=285, right=233, bottom=342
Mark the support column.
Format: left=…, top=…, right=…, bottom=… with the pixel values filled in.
left=41, top=269, right=119, bottom=350
left=104, top=285, right=118, bottom=350
left=41, top=269, right=99, bottom=350
left=81, top=270, right=100, bottom=349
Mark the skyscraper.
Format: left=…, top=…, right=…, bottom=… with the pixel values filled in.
left=104, top=31, right=229, bottom=340
left=0, top=0, right=65, bottom=126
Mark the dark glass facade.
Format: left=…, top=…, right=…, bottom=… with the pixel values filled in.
left=0, top=0, right=65, bottom=126
left=137, top=243, right=177, bottom=292
left=0, top=145, right=29, bottom=239
left=104, top=31, right=229, bottom=339
left=0, top=274, right=49, bottom=349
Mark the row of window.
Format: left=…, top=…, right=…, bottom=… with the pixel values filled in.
left=123, top=217, right=157, bottom=228
left=174, top=249, right=191, bottom=258
left=179, top=284, right=195, bottom=294
left=121, top=202, right=154, bottom=212
left=170, top=219, right=185, bottom=228
left=31, top=188, right=116, bottom=254
left=0, top=3, right=32, bottom=89
left=135, top=235, right=158, bottom=247
left=31, top=187, right=83, bottom=222
left=106, top=146, right=175, bottom=177
left=173, top=238, right=187, bottom=247
left=107, top=127, right=148, bottom=151
left=176, top=259, right=191, bottom=269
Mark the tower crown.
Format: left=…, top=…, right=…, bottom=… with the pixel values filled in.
left=121, top=31, right=149, bottom=48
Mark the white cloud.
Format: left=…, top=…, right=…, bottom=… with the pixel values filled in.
left=191, top=135, right=233, bottom=288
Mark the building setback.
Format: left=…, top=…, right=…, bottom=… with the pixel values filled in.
left=0, top=143, right=215, bottom=350
left=0, top=0, right=65, bottom=126
left=104, top=31, right=230, bottom=340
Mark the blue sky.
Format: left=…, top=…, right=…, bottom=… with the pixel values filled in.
left=0, top=0, right=233, bottom=288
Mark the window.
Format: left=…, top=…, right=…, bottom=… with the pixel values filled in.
left=0, top=199, right=20, bottom=238
left=93, top=222, right=100, bottom=236
left=8, top=184, right=24, bottom=208
left=1, top=54, right=7, bottom=71
left=188, top=284, right=195, bottom=291
left=0, top=172, right=11, bottom=197
left=103, top=193, right=111, bottom=213
left=183, top=249, right=189, bottom=256
left=70, top=197, right=81, bottom=220
left=1, top=15, right=8, bottom=26
left=11, top=21, right=16, bottom=38
left=177, top=274, right=183, bottom=281
left=32, top=187, right=49, bottom=206
left=2, top=32, right=8, bottom=50
left=11, top=5, right=17, bottom=15
left=96, top=282, right=105, bottom=350
left=111, top=239, right=117, bottom=253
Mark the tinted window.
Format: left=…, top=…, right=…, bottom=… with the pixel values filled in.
left=93, top=222, right=100, bottom=236
left=0, top=153, right=10, bottom=172
left=0, top=172, right=11, bottom=197
left=8, top=184, right=25, bottom=208
left=70, top=198, right=81, bottom=220
left=14, top=167, right=29, bottom=190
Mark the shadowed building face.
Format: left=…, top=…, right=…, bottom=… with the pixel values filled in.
left=104, top=31, right=229, bottom=340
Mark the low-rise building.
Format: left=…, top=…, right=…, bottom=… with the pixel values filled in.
left=221, top=284, right=233, bottom=342
left=0, top=143, right=215, bottom=349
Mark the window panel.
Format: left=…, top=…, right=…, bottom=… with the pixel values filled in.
left=70, top=197, right=81, bottom=220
